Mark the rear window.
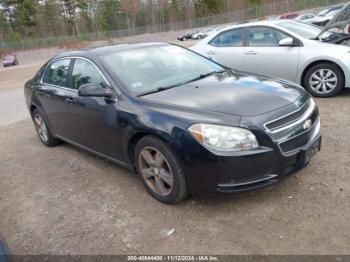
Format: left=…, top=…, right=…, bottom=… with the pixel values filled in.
left=209, top=28, right=244, bottom=47
left=34, top=63, right=47, bottom=82
left=42, top=59, right=71, bottom=87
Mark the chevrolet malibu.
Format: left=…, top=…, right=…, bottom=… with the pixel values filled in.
left=24, top=43, right=321, bottom=204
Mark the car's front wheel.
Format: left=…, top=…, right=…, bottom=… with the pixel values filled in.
left=32, top=109, right=60, bottom=146
left=135, top=136, right=189, bottom=204
left=304, top=62, right=344, bottom=97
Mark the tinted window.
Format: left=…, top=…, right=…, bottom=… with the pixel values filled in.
left=72, top=59, right=107, bottom=90
left=209, top=28, right=244, bottom=47
left=248, top=27, right=289, bottom=47
left=42, top=59, right=70, bottom=87
left=34, top=63, right=47, bottom=82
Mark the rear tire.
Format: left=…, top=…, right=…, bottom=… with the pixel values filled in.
left=135, top=136, right=189, bottom=204
left=32, top=108, right=60, bottom=147
left=303, top=62, right=344, bottom=97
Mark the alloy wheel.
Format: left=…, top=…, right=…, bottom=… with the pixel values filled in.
left=309, top=69, right=338, bottom=95
left=34, top=114, right=49, bottom=143
left=138, top=146, right=174, bottom=197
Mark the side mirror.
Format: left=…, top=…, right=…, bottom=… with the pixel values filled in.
left=279, top=37, right=294, bottom=47
left=78, top=83, right=114, bottom=99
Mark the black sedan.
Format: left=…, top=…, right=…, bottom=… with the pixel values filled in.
left=24, top=43, right=321, bottom=204
left=2, top=54, right=18, bottom=67
left=177, top=31, right=198, bottom=41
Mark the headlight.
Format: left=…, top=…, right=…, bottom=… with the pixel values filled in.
left=188, top=124, right=259, bottom=152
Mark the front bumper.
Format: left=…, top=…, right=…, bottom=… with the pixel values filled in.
left=185, top=132, right=321, bottom=195
left=183, top=97, right=321, bottom=195
left=216, top=134, right=321, bottom=193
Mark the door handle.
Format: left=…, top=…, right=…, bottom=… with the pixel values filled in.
left=64, top=97, right=75, bottom=104
left=37, top=91, right=51, bottom=98
left=246, top=51, right=258, bottom=55
left=206, top=50, right=216, bottom=55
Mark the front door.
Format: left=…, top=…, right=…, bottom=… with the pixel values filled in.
left=245, top=26, right=300, bottom=82
left=66, top=58, right=124, bottom=161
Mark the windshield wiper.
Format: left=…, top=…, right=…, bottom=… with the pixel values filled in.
left=184, top=70, right=225, bottom=84
left=137, top=83, right=183, bottom=97
left=137, top=70, right=225, bottom=97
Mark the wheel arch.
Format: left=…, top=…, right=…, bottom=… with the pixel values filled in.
left=126, top=131, right=174, bottom=168
left=301, top=60, right=345, bottom=87
left=126, top=130, right=192, bottom=198
left=29, top=104, right=37, bottom=116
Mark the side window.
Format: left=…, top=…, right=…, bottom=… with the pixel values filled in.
left=42, top=59, right=70, bottom=87
left=34, top=63, right=48, bottom=82
left=248, top=27, right=290, bottom=47
left=72, top=59, right=108, bottom=90
left=209, top=28, right=244, bottom=47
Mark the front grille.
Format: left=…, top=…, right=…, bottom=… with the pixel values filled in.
left=264, top=98, right=320, bottom=155
left=279, top=110, right=319, bottom=154
left=266, top=102, right=310, bottom=132
left=279, top=131, right=310, bottom=153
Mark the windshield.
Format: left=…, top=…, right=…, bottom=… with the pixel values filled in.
left=327, top=10, right=339, bottom=16
left=100, top=45, right=224, bottom=96
left=278, top=21, right=332, bottom=39
left=318, top=5, right=343, bottom=17
left=318, top=8, right=331, bottom=17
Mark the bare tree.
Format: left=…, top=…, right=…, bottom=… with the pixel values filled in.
left=120, top=0, right=141, bottom=34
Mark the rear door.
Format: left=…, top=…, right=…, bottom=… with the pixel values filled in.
left=37, top=58, right=75, bottom=137
left=204, top=27, right=247, bottom=71
left=245, top=26, right=300, bottom=82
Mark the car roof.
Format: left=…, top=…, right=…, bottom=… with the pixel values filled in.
left=214, top=20, right=285, bottom=32
left=53, top=42, right=168, bottom=60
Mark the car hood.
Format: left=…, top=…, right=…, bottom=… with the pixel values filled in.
left=141, top=71, right=305, bottom=117
left=317, top=2, right=350, bottom=39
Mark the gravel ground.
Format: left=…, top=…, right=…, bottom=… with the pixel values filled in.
left=0, top=34, right=350, bottom=255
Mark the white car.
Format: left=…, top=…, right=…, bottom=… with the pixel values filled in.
left=305, top=4, right=345, bottom=26
left=191, top=20, right=350, bottom=97
left=294, top=13, right=315, bottom=22
left=192, top=28, right=214, bottom=40
left=306, top=9, right=341, bottom=26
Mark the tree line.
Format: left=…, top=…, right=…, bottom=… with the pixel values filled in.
left=0, top=0, right=339, bottom=44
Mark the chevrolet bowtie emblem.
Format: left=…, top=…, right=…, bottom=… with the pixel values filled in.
left=303, top=119, right=312, bottom=130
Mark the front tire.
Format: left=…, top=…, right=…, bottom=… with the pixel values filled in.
left=32, top=108, right=60, bottom=146
left=135, top=136, right=189, bottom=204
left=303, top=62, right=344, bottom=97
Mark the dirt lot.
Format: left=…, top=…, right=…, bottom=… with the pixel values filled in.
left=0, top=37, right=349, bottom=255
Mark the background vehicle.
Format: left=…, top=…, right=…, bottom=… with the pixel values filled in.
left=191, top=28, right=213, bottom=39
left=177, top=30, right=198, bottom=41
left=24, top=43, right=320, bottom=204
left=313, top=2, right=350, bottom=46
left=294, top=13, right=315, bottom=21
left=279, top=12, right=300, bottom=20
left=317, top=4, right=344, bottom=17
left=191, top=20, right=350, bottom=97
left=2, top=54, right=18, bottom=67
left=309, top=9, right=341, bottom=26
left=306, top=4, right=345, bottom=26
